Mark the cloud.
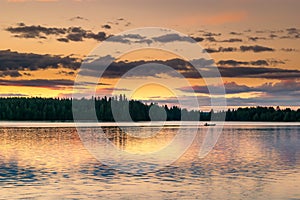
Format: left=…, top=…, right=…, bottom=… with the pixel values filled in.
left=69, top=16, right=88, bottom=21
left=106, top=33, right=147, bottom=44
left=178, top=80, right=300, bottom=96
left=286, top=28, right=300, bottom=35
left=218, top=66, right=300, bottom=79
left=80, top=56, right=213, bottom=79
left=6, top=24, right=67, bottom=39
left=220, top=38, right=243, bottom=43
left=102, top=24, right=111, bottom=29
left=190, top=36, right=204, bottom=42
left=80, top=56, right=299, bottom=80
left=248, top=36, right=267, bottom=41
left=204, top=47, right=238, bottom=53
left=57, top=70, right=75, bottom=76
left=179, top=82, right=253, bottom=94
left=152, top=33, right=194, bottom=43
left=0, top=49, right=81, bottom=73
left=240, top=45, right=274, bottom=52
left=0, top=70, right=22, bottom=77
left=5, top=23, right=108, bottom=42
left=206, top=36, right=217, bottom=42
left=217, top=59, right=269, bottom=66
left=0, top=79, right=75, bottom=89
left=281, top=48, right=298, bottom=52
left=229, top=32, right=242, bottom=35
left=57, top=38, right=69, bottom=43
left=202, top=32, right=221, bottom=37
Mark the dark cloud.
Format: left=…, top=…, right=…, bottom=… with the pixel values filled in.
left=67, top=33, right=84, bottom=41
left=57, top=70, right=75, bottom=76
left=229, top=32, right=242, bottom=35
left=217, top=59, right=269, bottom=66
left=219, top=66, right=300, bottom=79
left=248, top=36, right=267, bottom=41
left=0, top=49, right=81, bottom=72
left=204, top=47, right=238, bottom=53
left=179, top=82, right=253, bottom=94
left=6, top=24, right=67, bottom=39
left=5, top=23, right=108, bottom=42
left=266, top=59, right=286, bottom=66
left=0, top=70, right=22, bottom=77
left=281, top=48, right=297, bottom=52
left=102, top=24, right=111, bottom=29
left=206, top=36, right=217, bottom=42
left=106, top=34, right=153, bottom=44
left=80, top=56, right=299, bottom=80
left=179, top=80, right=300, bottom=96
left=0, top=79, right=75, bottom=89
left=190, top=36, right=204, bottom=42
left=286, top=28, right=300, bottom=35
left=152, top=33, right=194, bottom=43
left=86, top=31, right=107, bottom=41
left=69, top=16, right=88, bottom=21
left=57, top=38, right=69, bottom=43
left=202, top=32, right=221, bottom=37
left=80, top=57, right=213, bottom=79
left=269, top=34, right=277, bottom=39
left=220, top=38, right=243, bottom=43
left=240, top=45, right=274, bottom=52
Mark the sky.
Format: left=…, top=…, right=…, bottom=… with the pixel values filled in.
left=0, top=0, right=300, bottom=110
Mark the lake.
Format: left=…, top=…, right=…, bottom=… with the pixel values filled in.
left=0, top=122, right=299, bottom=199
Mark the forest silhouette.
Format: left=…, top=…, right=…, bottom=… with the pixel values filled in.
left=0, top=97, right=299, bottom=122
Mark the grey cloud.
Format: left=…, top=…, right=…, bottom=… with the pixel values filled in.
left=107, top=34, right=146, bottom=44
left=217, top=59, right=269, bottom=66
left=0, top=70, right=22, bottom=77
left=219, top=66, right=300, bottom=79
left=69, top=16, right=88, bottom=21
left=206, top=36, right=217, bottom=42
left=57, top=70, right=75, bottom=76
left=229, top=32, right=242, bottom=35
left=220, top=38, right=243, bottom=43
left=152, top=33, right=195, bottom=43
left=6, top=24, right=67, bottom=39
left=240, top=45, right=274, bottom=52
left=0, top=49, right=81, bottom=72
left=202, top=32, right=221, bottom=37
left=179, top=82, right=253, bottom=94
left=248, top=36, right=267, bottom=41
left=0, top=79, right=75, bottom=89
left=190, top=36, right=204, bottom=42
left=5, top=23, right=108, bottom=42
left=204, top=47, right=238, bottom=53
left=286, top=28, right=300, bottom=35
left=57, top=38, right=69, bottom=43
left=102, top=24, right=111, bottom=29
left=81, top=56, right=299, bottom=80
left=67, top=33, right=84, bottom=41
left=178, top=80, right=300, bottom=96
left=281, top=48, right=297, bottom=52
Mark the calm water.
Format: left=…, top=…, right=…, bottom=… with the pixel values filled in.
left=0, top=122, right=299, bottom=199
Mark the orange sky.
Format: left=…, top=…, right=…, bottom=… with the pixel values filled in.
left=0, top=0, right=300, bottom=109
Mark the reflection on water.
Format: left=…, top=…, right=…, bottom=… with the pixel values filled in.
left=0, top=124, right=299, bottom=199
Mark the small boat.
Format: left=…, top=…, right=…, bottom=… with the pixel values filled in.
left=204, top=122, right=216, bottom=126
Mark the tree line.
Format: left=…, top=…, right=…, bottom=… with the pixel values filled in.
left=0, top=97, right=299, bottom=122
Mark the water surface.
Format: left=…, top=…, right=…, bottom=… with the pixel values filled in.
left=0, top=123, right=299, bottom=199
